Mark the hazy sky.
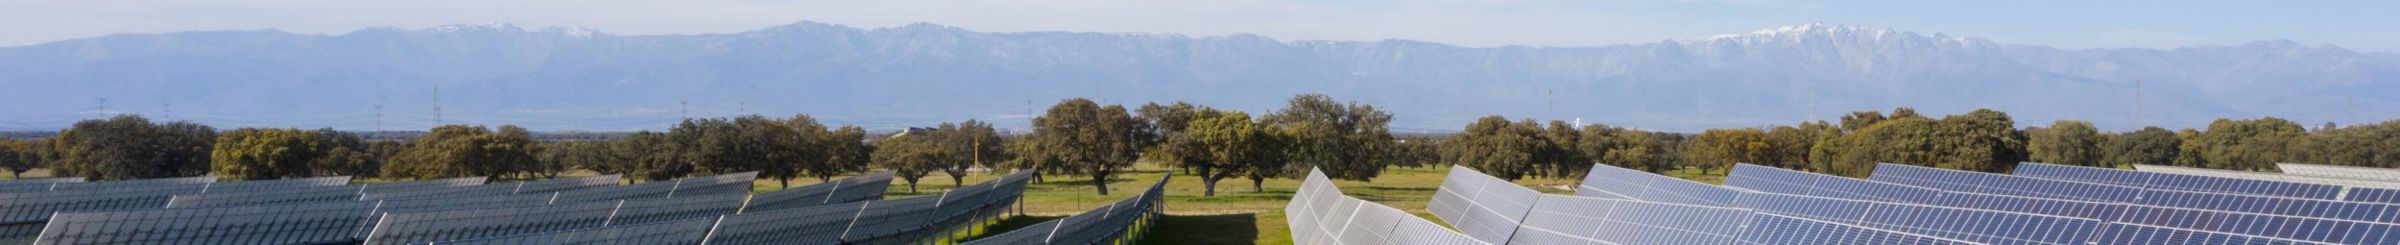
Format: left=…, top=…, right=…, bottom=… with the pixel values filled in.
left=4, top=0, right=2398, bottom=52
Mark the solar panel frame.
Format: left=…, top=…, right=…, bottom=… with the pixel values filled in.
left=197, top=176, right=353, bottom=193
left=505, top=174, right=622, bottom=194
left=738, top=172, right=891, bottom=213
left=357, top=177, right=488, bottom=195
left=43, top=177, right=216, bottom=193
left=2277, top=163, right=2400, bottom=183
left=604, top=194, right=744, bottom=226
left=165, top=185, right=365, bottom=208
left=422, top=217, right=721, bottom=245
left=360, top=200, right=618, bottom=245
left=0, top=184, right=207, bottom=224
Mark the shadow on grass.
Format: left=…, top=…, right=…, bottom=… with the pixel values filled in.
left=1140, top=213, right=1262, bottom=245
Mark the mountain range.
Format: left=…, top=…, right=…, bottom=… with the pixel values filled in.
left=2, top=21, right=2395, bottom=132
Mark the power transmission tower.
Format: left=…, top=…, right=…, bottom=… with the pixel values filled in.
left=95, top=97, right=107, bottom=116
left=739, top=101, right=747, bottom=115
left=2133, top=79, right=2142, bottom=127
left=432, top=87, right=444, bottom=126
left=681, top=100, right=689, bottom=119
left=375, top=105, right=385, bottom=132
left=160, top=103, right=171, bottom=120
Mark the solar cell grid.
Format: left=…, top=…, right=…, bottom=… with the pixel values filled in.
left=2112, top=205, right=2400, bottom=244
left=1735, top=213, right=1984, bottom=245
left=506, top=174, right=621, bottom=194
left=355, top=184, right=516, bottom=201
left=737, top=172, right=893, bottom=214
left=0, top=184, right=206, bottom=223
left=1726, top=164, right=1945, bottom=203
left=1870, top=163, right=2143, bottom=203
left=2020, top=163, right=2345, bottom=200
left=697, top=202, right=863, bottom=245
left=2138, top=164, right=2400, bottom=190
left=44, top=177, right=216, bottom=193
left=1578, top=164, right=1742, bottom=206
left=357, top=177, right=487, bottom=195
left=1282, top=168, right=1488, bottom=245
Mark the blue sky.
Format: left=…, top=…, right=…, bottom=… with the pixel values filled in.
left=2, top=0, right=2396, bottom=52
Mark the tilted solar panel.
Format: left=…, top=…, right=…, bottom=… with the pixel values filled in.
left=2277, top=163, right=2400, bottom=183
left=355, top=184, right=517, bottom=201
left=45, top=177, right=216, bottom=193
left=1513, top=194, right=1749, bottom=245
left=0, top=178, right=84, bottom=183
left=33, top=201, right=377, bottom=245
left=352, top=194, right=560, bottom=240
left=1283, top=168, right=1487, bottom=245
left=1726, top=164, right=1945, bottom=202
left=2020, top=162, right=2344, bottom=200
left=358, top=177, right=487, bottom=195
left=1736, top=213, right=1984, bottom=245
left=837, top=196, right=944, bottom=243
left=165, top=185, right=364, bottom=208
left=553, top=180, right=677, bottom=203
left=1870, top=163, right=2144, bottom=203
left=198, top=176, right=352, bottom=193
left=604, top=194, right=744, bottom=226
left=1035, top=175, right=1167, bottom=245
left=422, top=217, right=720, bottom=245
left=0, top=184, right=206, bottom=223
left=698, top=202, right=864, bottom=245
left=664, top=172, right=757, bottom=197
left=1426, top=166, right=1541, bottom=244
left=507, top=174, right=622, bottom=194
left=1578, top=164, right=1743, bottom=206
left=2093, top=223, right=2340, bottom=245
left=701, top=172, right=1029, bottom=245
left=360, top=201, right=618, bottom=245
left=2111, top=205, right=2400, bottom=244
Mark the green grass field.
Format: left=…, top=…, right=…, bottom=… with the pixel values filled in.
left=4, top=165, right=1726, bottom=245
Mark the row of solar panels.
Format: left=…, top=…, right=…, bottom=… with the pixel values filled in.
left=1288, top=168, right=1492, bottom=245
left=28, top=171, right=912, bottom=245
left=0, top=175, right=503, bottom=243
left=963, top=174, right=1169, bottom=245
left=1413, top=166, right=1982, bottom=245
left=1548, top=162, right=2397, bottom=245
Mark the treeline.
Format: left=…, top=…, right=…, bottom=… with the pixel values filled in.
left=0, top=94, right=1406, bottom=197
left=1441, top=107, right=2400, bottom=180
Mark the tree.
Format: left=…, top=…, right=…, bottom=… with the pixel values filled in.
left=2293, top=120, right=2400, bottom=168
left=1441, top=116, right=1547, bottom=181
left=1391, top=136, right=1441, bottom=169
left=2101, top=127, right=2181, bottom=167
left=873, top=131, right=944, bottom=193
left=1181, top=110, right=1288, bottom=195
left=615, top=131, right=691, bottom=183
left=1578, top=125, right=1662, bottom=172
left=815, top=126, right=874, bottom=182
left=2026, top=120, right=2104, bottom=167
left=765, top=114, right=830, bottom=188
left=1682, top=128, right=1769, bottom=174
left=211, top=128, right=324, bottom=180
left=1934, top=109, right=2026, bottom=173
left=1263, top=94, right=1395, bottom=181
left=2178, top=117, right=2306, bottom=171
left=382, top=125, right=538, bottom=180
left=311, top=129, right=382, bottom=177
left=0, top=139, right=37, bottom=179
left=1024, top=99, right=1153, bottom=195
left=936, top=120, right=1003, bottom=187
left=51, top=115, right=216, bottom=180
left=1539, top=120, right=1586, bottom=179
left=1139, top=102, right=1205, bottom=175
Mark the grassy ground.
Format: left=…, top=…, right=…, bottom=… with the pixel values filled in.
left=7, top=165, right=1724, bottom=245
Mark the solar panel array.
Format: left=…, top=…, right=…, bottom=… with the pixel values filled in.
left=12, top=170, right=945, bottom=245
left=1798, top=162, right=2397, bottom=244
left=1285, top=168, right=1489, bottom=245
left=700, top=171, right=1032, bottom=245
left=0, top=178, right=86, bottom=193
left=2131, top=164, right=2400, bottom=205
left=960, top=174, right=1167, bottom=245
left=739, top=171, right=893, bottom=213
left=2015, top=163, right=2348, bottom=200
left=33, top=201, right=377, bottom=245
left=1410, top=165, right=1979, bottom=245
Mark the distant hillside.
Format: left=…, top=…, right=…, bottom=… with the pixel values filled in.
left=3, top=22, right=2394, bottom=132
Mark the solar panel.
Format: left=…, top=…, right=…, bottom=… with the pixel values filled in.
left=199, top=176, right=352, bottom=193
left=2111, top=205, right=2400, bottom=244
left=698, top=201, right=864, bottom=245
left=1513, top=194, right=1749, bottom=245
left=738, top=172, right=897, bottom=213
left=2277, top=163, right=2400, bottom=183
left=352, top=194, right=560, bottom=240
left=166, top=185, right=365, bottom=208
left=0, top=184, right=206, bottom=223
left=0, top=178, right=85, bottom=193
left=605, top=194, right=744, bottom=226
left=1870, top=163, right=2144, bottom=202
left=2018, top=162, right=2344, bottom=200
left=44, top=176, right=216, bottom=193
left=360, top=201, right=618, bottom=245
left=356, top=184, right=518, bottom=201
left=555, top=172, right=755, bottom=203
left=2137, top=164, right=2400, bottom=189
left=2094, top=223, right=2341, bottom=245
left=701, top=172, right=1031, bottom=245
left=664, top=172, right=757, bottom=197
left=422, top=217, right=719, bottom=245
left=1426, top=166, right=1541, bottom=244
left=32, top=201, right=376, bottom=245
left=506, top=174, right=622, bottom=194
left=1025, top=175, right=1167, bottom=245
left=1282, top=168, right=1488, bottom=245
left=1736, top=213, right=1984, bottom=245
left=1578, top=164, right=1743, bottom=206
left=1726, top=164, right=1945, bottom=203
left=0, top=178, right=84, bottom=183
left=358, top=177, right=488, bottom=195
